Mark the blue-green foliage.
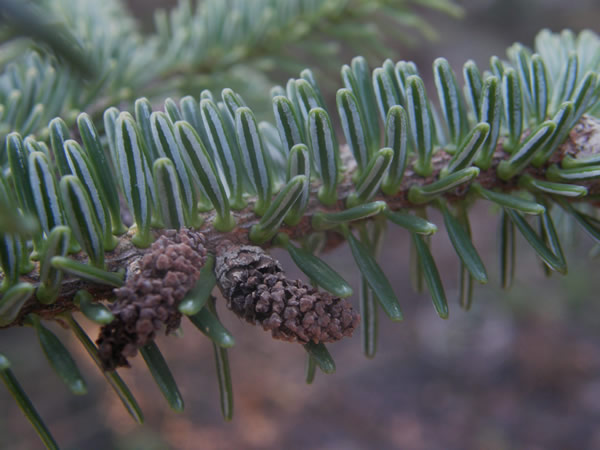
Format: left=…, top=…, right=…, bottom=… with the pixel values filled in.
left=0, top=28, right=598, bottom=298
left=0, top=27, right=599, bottom=446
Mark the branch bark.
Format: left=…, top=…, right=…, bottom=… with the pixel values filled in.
left=3, top=115, right=600, bottom=329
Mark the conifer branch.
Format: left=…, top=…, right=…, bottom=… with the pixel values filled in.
left=3, top=114, right=599, bottom=329
left=1, top=27, right=600, bottom=445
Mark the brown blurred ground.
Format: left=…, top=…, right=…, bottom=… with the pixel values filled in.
left=2, top=1, right=600, bottom=449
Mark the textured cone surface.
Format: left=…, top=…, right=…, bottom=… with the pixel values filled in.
left=97, top=230, right=207, bottom=370
left=216, top=244, right=359, bottom=343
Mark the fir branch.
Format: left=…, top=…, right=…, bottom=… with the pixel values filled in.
left=2, top=28, right=600, bottom=445
left=2, top=113, right=600, bottom=328
left=2, top=28, right=600, bottom=326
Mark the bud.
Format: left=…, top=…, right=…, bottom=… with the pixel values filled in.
left=97, top=230, right=207, bottom=370
left=215, top=244, right=359, bottom=344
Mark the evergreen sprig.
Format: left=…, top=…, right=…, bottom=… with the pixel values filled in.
left=1, top=25, right=600, bottom=449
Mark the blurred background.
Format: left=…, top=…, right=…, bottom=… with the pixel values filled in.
left=2, top=1, right=600, bottom=449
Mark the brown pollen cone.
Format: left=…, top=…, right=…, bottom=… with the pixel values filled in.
left=97, top=229, right=207, bottom=370
left=216, top=244, right=359, bottom=344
